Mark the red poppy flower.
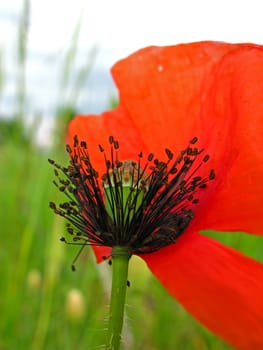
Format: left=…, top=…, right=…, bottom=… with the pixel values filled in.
left=55, top=41, right=263, bottom=349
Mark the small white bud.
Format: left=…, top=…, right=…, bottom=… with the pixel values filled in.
left=65, top=288, right=86, bottom=321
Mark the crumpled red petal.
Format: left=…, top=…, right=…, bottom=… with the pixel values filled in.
left=142, top=232, right=263, bottom=350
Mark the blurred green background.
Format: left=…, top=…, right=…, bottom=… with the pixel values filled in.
left=1, top=1, right=263, bottom=349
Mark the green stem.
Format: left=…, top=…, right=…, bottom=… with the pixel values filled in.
left=106, top=246, right=131, bottom=350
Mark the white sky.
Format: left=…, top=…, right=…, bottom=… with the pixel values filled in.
left=0, top=0, right=263, bottom=145
left=1, top=0, right=262, bottom=66
left=31, top=0, right=263, bottom=66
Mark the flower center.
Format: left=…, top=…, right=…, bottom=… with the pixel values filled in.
left=102, top=159, right=149, bottom=228
left=49, top=135, right=215, bottom=255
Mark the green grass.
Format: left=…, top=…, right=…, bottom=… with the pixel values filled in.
left=0, top=138, right=106, bottom=349
left=1, top=133, right=249, bottom=350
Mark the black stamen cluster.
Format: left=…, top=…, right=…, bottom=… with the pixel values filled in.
left=49, top=135, right=215, bottom=255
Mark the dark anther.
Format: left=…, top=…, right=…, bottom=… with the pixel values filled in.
left=148, top=153, right=154, bottom=161
left=108, top=260, right=112, bottom=265
left=138, top=151, right=143, bottom=158
left=158, top=161, right=166, bottom=170
left=187, top=148, right=193, bottom=156
left=67, top=227, right=74, bottom=234
left=193, top=176, right=202, bottom=182
left=80, top=141, right=87, bottom=148
left=48, top=158, right=55, bottom=164
left=109, top=136, right=114, bottom=144
left=99, top=144, right=104, bottom=152
left=71, top=265, right=76, bottom=271
left=66, top=144, right=72, bottom=153
left=113, top=140, right=119, bottom=149
left=74, top=135, right=78, bottom=147
left=154, top=158, right=159, bottom=165
left=190, top=136, right=198, bottom=144
left=49, top=202, right=56, bottom=209
left=60, top=237, right=66, bottom=242
left=165, top=148, right=173, bottom=160
left=170, top=166, right=177, bottom=174
left=199, top=183, right=207, bottom=189
left=192, top=148, right=199, bottom=156
left=127, top=280, right=131, bottom=287
left=209, top=169, right=215, bottom=180
left=203, top=154, right=210, bottom=162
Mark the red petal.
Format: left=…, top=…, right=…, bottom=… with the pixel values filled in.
left=142, top=232, right=263, bottom=350
left=69, top=42, right=236, bottom=162
left=111, top=42, right=263, bottom=234
left=67, top=106, right=148, bottom=177
left=111, top=41, right=237, bottom=157
left=67, top=107, right=142, bottom=175
left=92, top=245, right=111, bottom=262
left=193, top=46, right=263, bottom=234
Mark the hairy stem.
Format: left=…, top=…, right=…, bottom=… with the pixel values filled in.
left=106, top=246, right=131, bottom=350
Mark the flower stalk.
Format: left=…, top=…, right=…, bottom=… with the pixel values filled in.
left=106, top=246, right=131, bottom=350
